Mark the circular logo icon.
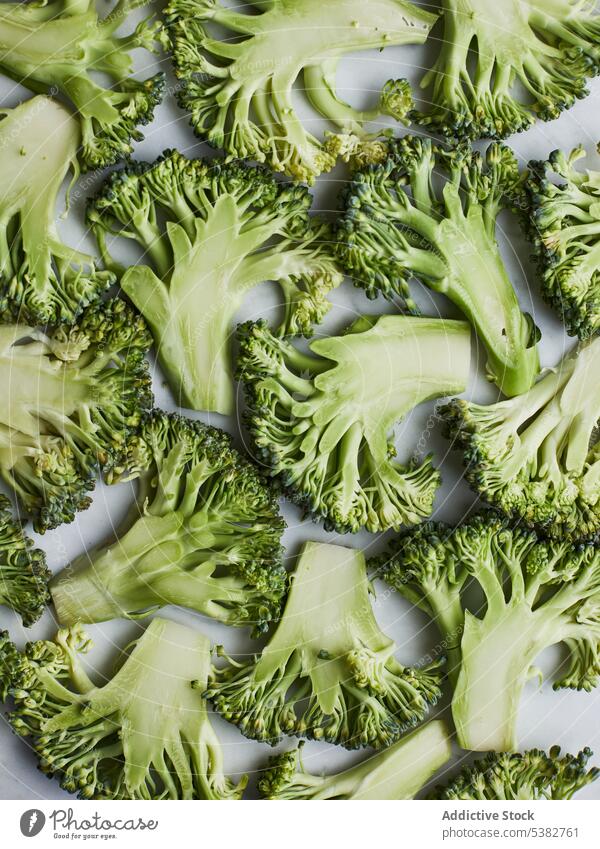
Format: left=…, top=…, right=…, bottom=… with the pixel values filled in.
left=19, top=810, right=46, bottom=837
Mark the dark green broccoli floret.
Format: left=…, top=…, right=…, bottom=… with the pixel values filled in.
left=0, top=0, right=167, bottom=170
left=88, top=151, right=342, bottom=415
left=206, top=541, right=444, bottom=750
left=441, top=336, right=600, bottom=540
left=0, top=629, right=20, bottom=701
left=433, top=747, right=599, bottom=800
left=0, top=298, right=153, bottom=532
left=165, top=0, right=436, bottom=183
left=528, top=145, right=600, bottom=338
left=237, top=314, right=471, bottom=534
left=51, top=410, right=286, bottom=636
left=5, top=618, right=247, bottom=799
left=416, top=0, right=600, bottom=140
left=337, top=137, right=540, bottom=398
left=0, top=495, right=50, bottom=626
left=378, top=514, right=600, bottom=752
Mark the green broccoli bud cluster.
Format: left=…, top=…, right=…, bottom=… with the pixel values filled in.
left=0, top=495, right=50, bottom=626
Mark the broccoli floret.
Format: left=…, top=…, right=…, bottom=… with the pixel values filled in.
left=441, top=336, right=600, bottom=540
left=238, top=314, right=471, bottom=534
left=433, top=747, right=599, bottom=800
left=0, top=495, right=50, bottom=626
left=416, top=0, right=600, bottom=140
left=528, top=146, right=600, bottom=339
left=5, top=618, right=247, bottom=799
left=259, top=720, right=451, bottom=800
left=0, top=96, right=115, bottom=325
left=0, top=629, right=20, bottom=701
left=206, top=541, right=444, bottom=749
left=51, top=410, right=286, bottom=635
left=164, top=0, right=436, bottom=184
left=378, top=514, right=600, bottom=751
left=337, top=138, right=540, bottom=397
left=0, top=0, right=167, bottom=170
left=0, top=298, right=153, bottom=532
left=88, top=152, right=342, bottom=415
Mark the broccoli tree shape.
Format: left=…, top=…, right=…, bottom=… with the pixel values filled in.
left=441, top=336, right=600, bottom=540
left=416, top=0, right=600, bottom=140
left=165, top=0, right=437, bottom=184
left=338, top=138, right=540, bottom=398
left=432, top=747, right=599, bottom=800
left=238, top=314, right=471, bottom=534
left=88, top=152, right=342, bottom=415
left=2, top=618, right=247, bottom=799
left=378, top=514, right=600, bottom=752
left=528, top=145, right=600, bottom=339
left=0, top=298, right=152, bottom=533
left=259, top=720, right=451, bottom=800
left=0, top=96, right=115, bottom=325
left=206, top=541, right=444, bottom=749
left=0, top=0, right=167, bottom=170
left=0, top=495, right=50, bottom=626
left=51, top=411, right=286, bottom=635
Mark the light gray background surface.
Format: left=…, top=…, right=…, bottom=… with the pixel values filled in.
left=0, top=1, right=599, bottom=800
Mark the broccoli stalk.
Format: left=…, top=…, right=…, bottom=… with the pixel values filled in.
left=417, top=0, right=600, bottom=140
left=238, top=314, right=471, bottom=534
left=165, top=0, right=437, bottom=183
left=259, top=720, right=452, bottom=800
left=0, top=298, right=152, bottom=532
left=3, top=618, right=247, bottom=799
left=0, top=495, right=50, bottom=626
left=0, top=96, right=115, bottom=324
left=433, top=747, right=599, bottom=800
left=379, top=515, right=600, bottom=752
left=338, top=138, right=540, bottom=397
left=206, top=540, right=444, bottom=749
left=0, top=0, right=167, bottom=170
left=51, top=410, right=286, bottom=635
left=442, top=336, right=600, bottom=540
left=88, top=152, right=342, bottom=415
left=528, top=145, right=600, bottom=339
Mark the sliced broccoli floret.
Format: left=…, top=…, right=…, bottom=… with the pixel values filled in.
left=206, top=541, right=444, bottom=749
left=0, top=0, right=167, bottom=170
left=441, top=336, right=600, bottom=540
left=528, top=145, right=600, bottom=339
left=0, top=96, right=115, bottom=325
left=0, top=495, right=50, bottom=626
left=165, top=0, right=436, bottom=183
left=238, top=314, right=471, bottom=534
left=51, top=410, right=286, bottom=635
left=5, top=618, right=247, bottom=799
left=416, top=0, right=600, bottom=140
left=259, top=720, right=451, bottom=800
left=0, top=629, right=20, bottom=701
left=0, top=298, right=153, bottom=532
left=337, top=138, right=540, bottom=397
left=379, top=514, right=600, bottom=752
left=433, top=747, right=599, bottom=800
left=88, top=152, right=342, bottom=415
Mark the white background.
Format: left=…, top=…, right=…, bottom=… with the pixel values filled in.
left=0, top=0, right=600, bottom=801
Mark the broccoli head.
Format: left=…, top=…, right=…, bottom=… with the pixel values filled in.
left=4, top=618, right=247, bottom=799
left=165, top=0, right=436, bottom=183
left=51, top=410, right=286, bottom=636
left=528, top=145, right=600, bottom=339
left=0, top=495, right=50, bottom=626
left=337, top=137, right=540, bottom=397
left=238, top=314, right=471, bottom=534
left=0, top=96, right=115, bottom=325
left=441, top=336, right=600, bottom=540
left=378, top=514, right=600, bottom=751
left=88, top=151, right=342, bottom=415
left=416, top=0, right=600, bottom=140
left=433, top=747, right=599, bottom=800
left=0, top=0, right=167, bottom=170
left=259, top=720, right=451, bottom=800
left=0, top=298, right=153, bottom=532
left=206, top=541, right=444, bottom=749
